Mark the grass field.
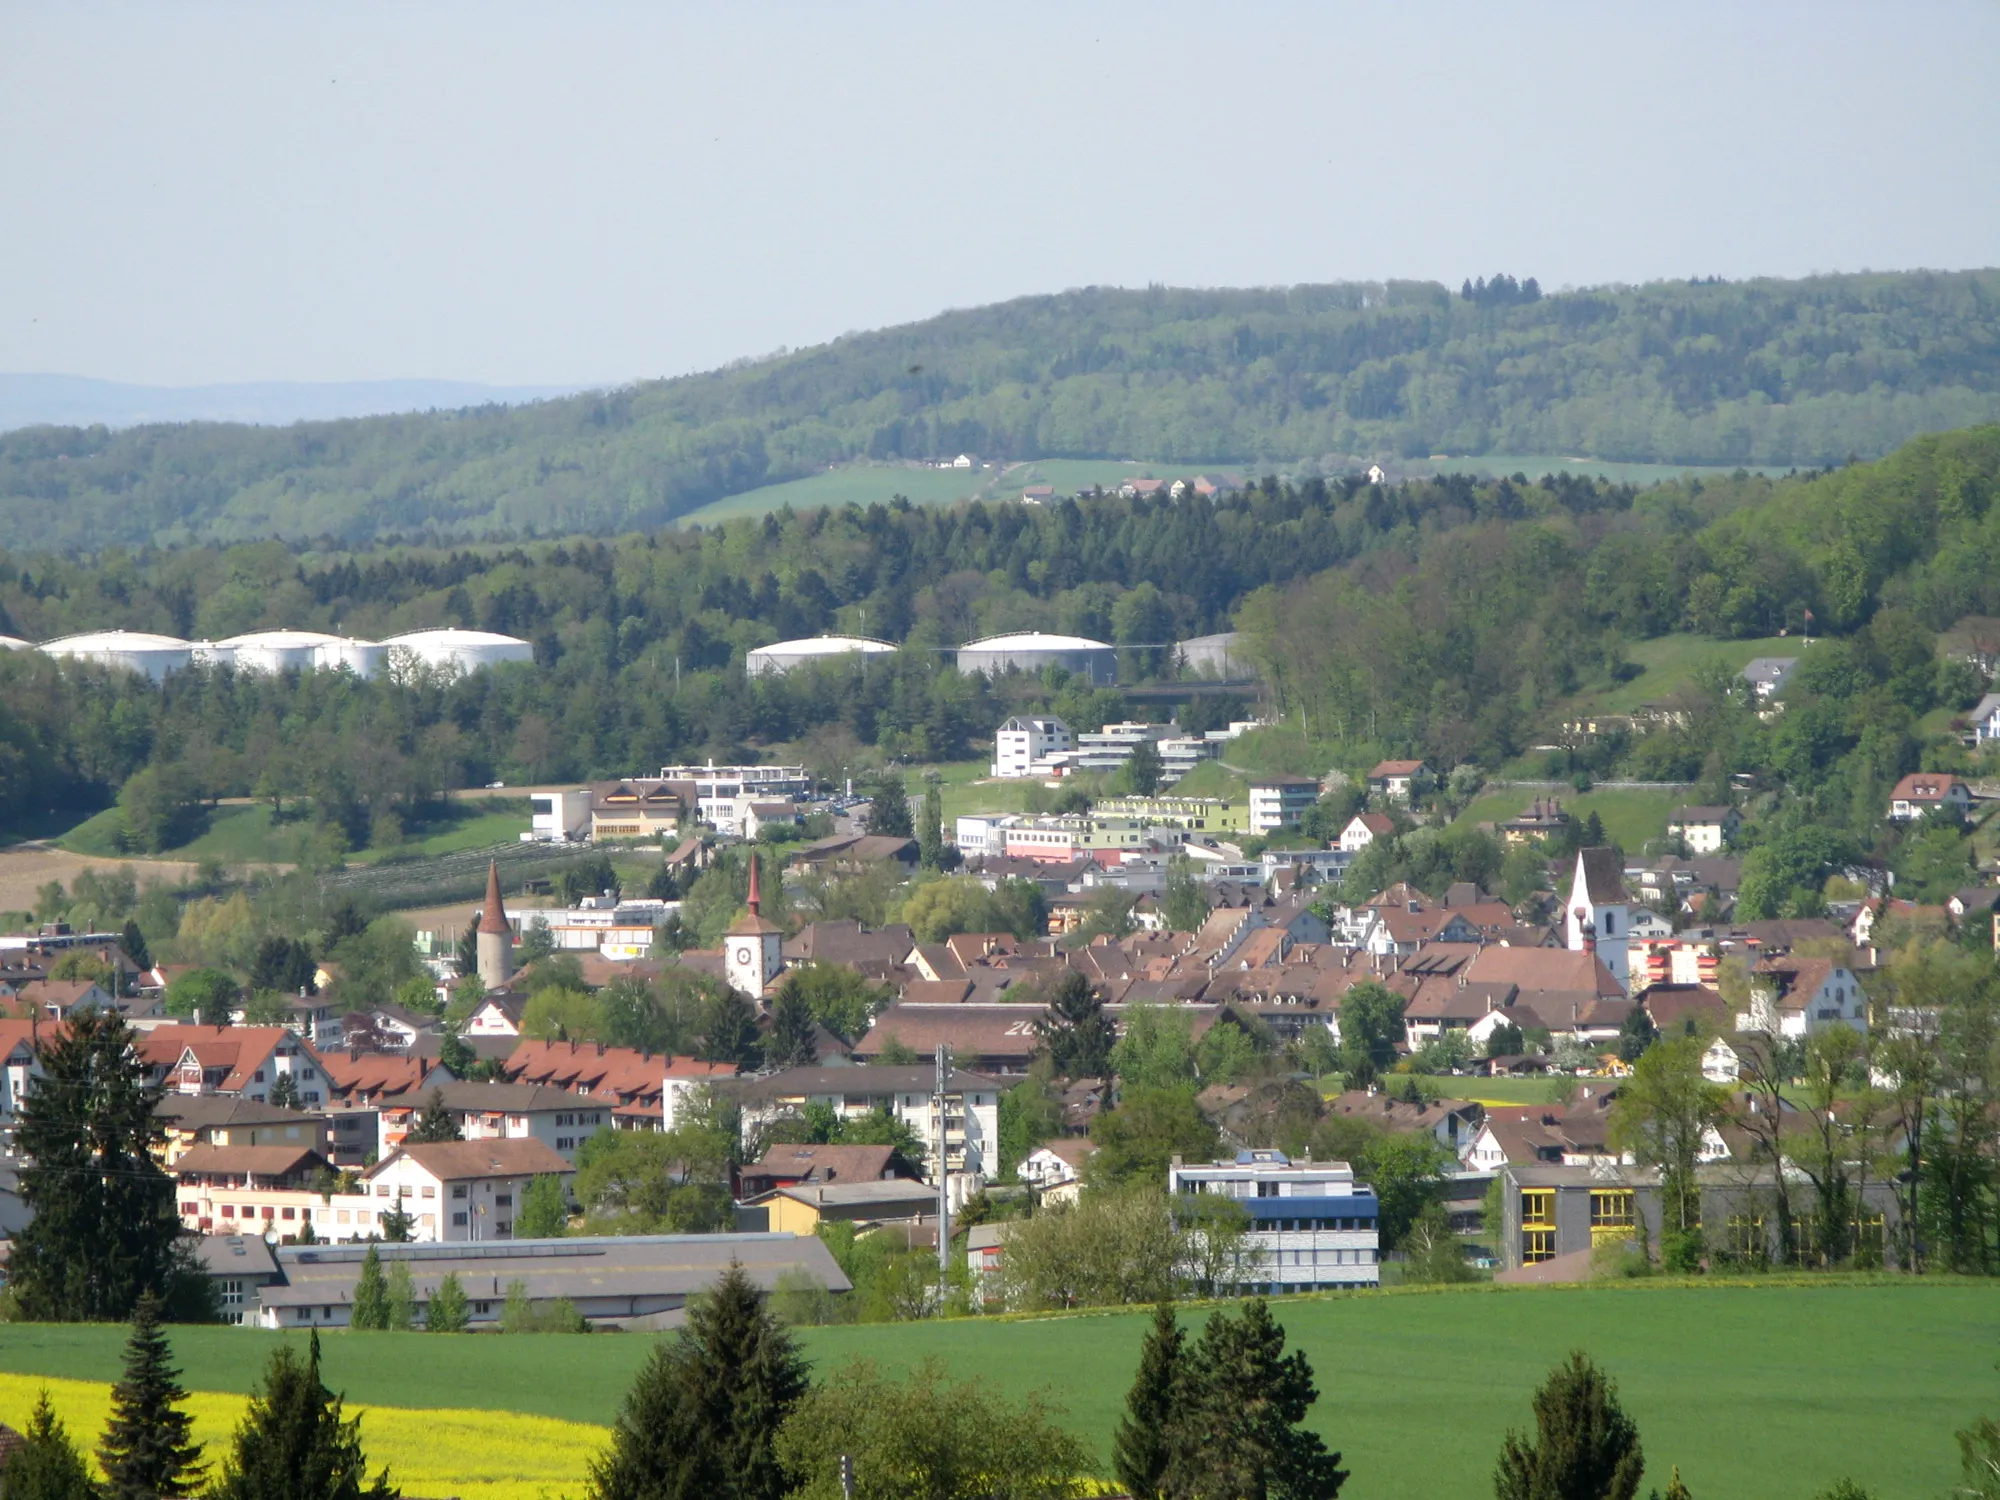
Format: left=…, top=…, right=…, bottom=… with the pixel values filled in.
left=1402, top=1073, right=1568, bottom=1107
left=54, top=799, right=530, bottom=868
left=679, top=458, right=1222, bottom=526
left=1, top=1283, right=1994, bottom=1499
left=1426, top=454, right=1794, bottom=485
left=1565, top=632, right=1804, bottom=717
left=1457, top=786, right=1685, bottom=853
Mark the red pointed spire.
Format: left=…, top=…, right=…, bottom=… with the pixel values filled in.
left=479, top=860, right=510, bottom=935
left=746, top=851, right=762, bottom=915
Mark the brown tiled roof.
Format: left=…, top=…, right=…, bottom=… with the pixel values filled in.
left=372, top=1137, right=572, bottom=1182
left=172, top=1144, right=328, bottom=1179
left=744, top=1142, right=897, bottom=1187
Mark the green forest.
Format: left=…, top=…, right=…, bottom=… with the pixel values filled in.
left=3, top=269, right=1999, bottom=546
left=2, top=425, right=1998, bottom=918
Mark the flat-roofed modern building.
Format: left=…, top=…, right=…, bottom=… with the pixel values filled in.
left=1168, top=1149, right=1382, bottom=1292
left=252, top=1232, right=851, bottom=1331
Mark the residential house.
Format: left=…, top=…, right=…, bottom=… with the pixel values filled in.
left=195, top=1234, right=284, bottom=1326
left=380, top=1081, right=610, bottom=1165
left=788, top=833, right=921, bottom=878
left=1741, top=657, right=1798, bottom=700
left=155, top=1096, right=332, bottom=1167
left=1497, top=798, right=1573, bottom=846
left=717, top=1064, right=1002, bottom=1182
left=464, top=992, right=526, bottom=1038
left=136, top=1025, right=331, bottom=1108
left=761, top=1180, right=944, bottom=1236
left=1019, top=1139, right=1097, bottom=1202
left=1338, top=813, right=1395, bottom=853
left=1734, top=956, right=1868, bottom=1038
left=502, top=1039, right=739, bottom=1130
left=1666, top=806, right=1741, bottom=854
left=1367, top=760, right=1428, bottom=802
left=742, top=802, right=801, bottom=841
left=1168, top=1150, right=1382, bottom=1292
left=992, top=716, right=1074, bottom=778
left=1969, top=693, right=2000, bottom=744
left=736, top=1142, right=905, bottom=1200
left=363, top=1138, right=575, bottom=1242
left=1324, top=1090, right=1483, bottom=1154
left=173, top=1144, right=336, bottom=1237
left=1887, top=773, right=1973, bottom=823
left=653, top=762, right=811, bottom=836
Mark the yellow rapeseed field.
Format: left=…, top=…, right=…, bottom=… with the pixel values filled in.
left=0, top=1373, right=607, bottom=1500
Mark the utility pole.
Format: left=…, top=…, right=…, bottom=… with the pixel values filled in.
left=934, top=1042, right=951, bottom=1282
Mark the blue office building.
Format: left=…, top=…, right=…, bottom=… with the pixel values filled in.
left=1169, top=1148, right=1381, bottom=1292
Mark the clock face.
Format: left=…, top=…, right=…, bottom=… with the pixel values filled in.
left=735, top=946, right=752, bottom=965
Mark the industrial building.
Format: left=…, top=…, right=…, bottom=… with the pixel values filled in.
left=380, top=627, right=534, bottom=676
left=745, top=634, right=899, bottom=678
left=39, top=630, right=195, bottom=681
left=956, top=631, right=1116, bottom=685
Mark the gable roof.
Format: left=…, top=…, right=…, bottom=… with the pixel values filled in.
left=369, top=1137, right=573, bottom=1182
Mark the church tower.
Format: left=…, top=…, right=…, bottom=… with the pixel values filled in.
left=476, top=859, right=515, bottom=991
left=1565, top=846, right=1630, bottom=993
left=725, top=852, right=785, bottom=999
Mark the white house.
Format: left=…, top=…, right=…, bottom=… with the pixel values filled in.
left=1702, top=1037, right=1742, bottom=1084
left=1339, top=812, right=1396, bottom=853
left=1020, top=1139, right=1096, bottom=1203
left=1970, top=693, right=2000, bottom=744
left=1626, top=908, right=1675, bottom=940
left=1666, top=805, right=1740, bottom=854
left=1247, top=776, right=1318, bottom=834
left=991, top=716, right=1073, bottom=779
left=362, top=1138, right=574, bottom=1242
left=1741, top=657, right=1799, bottom=700
left=526, top=788, right=592, bottom=843
left=1887, top=773, right=1973, bottom=823
left=1733, top=958, right=1868, bottom=1039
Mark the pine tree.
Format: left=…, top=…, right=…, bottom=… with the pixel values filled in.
left=516, top=1174, right=569, bottom=1239
left=98, top=1293, right=205, bottom=1500
left=1114, top=1303, right=1184, bottom=1500
left=350, top=1247, right=389, bottom=1331
left=1655, top=1467, right=1692, bottom=1500
left=379, top=1203, right=415, bottom=1243
left=1167, top=1298, right=1346, bottom=1500
left=3, top=1390, right=95, bottom=1500
left=917, top=781, right=945, bottom=870
left=586, top=1261, right=809, bottom=1500
left=384, top=1262, right=414, bottom=1332
left=209, top=1332, right=397, bottom=1500
left=764, top=986, right=818, bottom=1070
left=13, top=1009, right=182, bottom=1322
left=424, top=1273, right=470, bottom=1333
left=121, top=919, right=152, bottom=971
left=1034, top=970, right=1116, bottom=1079
left=1494, top=1352, right=1644, bottom=1500
left=406, top=1090, right=462, bottom=1144
left=863, top=774, right=912, bottom=838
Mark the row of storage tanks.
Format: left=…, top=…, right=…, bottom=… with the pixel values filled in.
left=745, top=630, right=1246, bottom=684
left=0, top=627, right=533, bottom=682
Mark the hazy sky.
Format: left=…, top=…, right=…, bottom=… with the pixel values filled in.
left=4, top=1, right=1997, bottom=387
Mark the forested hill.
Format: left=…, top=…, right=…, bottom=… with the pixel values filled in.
left=5, top=268, right=2000, bottom=549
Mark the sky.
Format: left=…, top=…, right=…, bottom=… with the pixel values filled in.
left=3, top=1, right=1998, bottom=389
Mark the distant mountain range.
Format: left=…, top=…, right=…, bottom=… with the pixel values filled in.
left=0, top=373, right=590, bottom=432
left=3, top=268, right=1999, bottom=550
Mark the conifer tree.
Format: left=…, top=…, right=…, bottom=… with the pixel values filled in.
left=1495, top=1352, right=1644, bottom=1500
left=424, top=1273, right=470, bottom=1333
left=3, top=1390, right=95, bottom=1500
left=209, top=1332, right=398, bottom=1500
left=764, top=986, right=818, bottom=1070
left=1166, top=1298, right=1346, bottom=1500
left=384, top=1261, right=415, bottom=1332
left=1114, top=1302, right=1184, bottom=1500
left=379, top=1202, right=415, bottom=1243
left=1035, top=970, right=1116, bottom=1079
left=918, top=781, right=945, bottom=871
left=98, top=1293, right=204, bottom=1500
left=406, top=1090, right=462, bottom=1144
left=350, top=1247, right=389, bottom=1331
left=586, top=1261, right=809, bottom=1500
left=12, top=1009, right=182, bottom=1322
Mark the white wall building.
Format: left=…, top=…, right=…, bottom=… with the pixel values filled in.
left=1168, top=1150, right=1382, bottom=1292
left=363, top=1138, right=574, bottom=1242
left=526, top=788, right=592, bottom=842
left=656, top=761, right=810, bottom=835
left=1248, top=776, right=1318, bottom=834
left=1564, top=847, right=1631, bottom=993
left=991, top=716, right=1073, bottom=778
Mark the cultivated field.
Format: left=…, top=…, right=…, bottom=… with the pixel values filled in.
left=2, top=1282, right=1993, bottom=1500
left=679, top=457, right=1205, bottom=526
left=1454, top=786, right=1687, bottom=853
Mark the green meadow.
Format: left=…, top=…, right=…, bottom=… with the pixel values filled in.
left=0, top=1282, right=1992, bottom=1500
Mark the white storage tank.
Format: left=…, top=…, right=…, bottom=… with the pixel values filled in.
left=40, top=630, right=194, bottom=681
left=745, top=634, right=900, bottom=678
left=0, top=635, right=31, bottom=651
left=219, top=629, right=344, bottom=675
left=380, top=627, right=534, bottom=678
left=314, top=637, right=387, bottom=679
left=956, top=631, right=1117, bottom=686
left=1176, top=631, right=1248, bottom=677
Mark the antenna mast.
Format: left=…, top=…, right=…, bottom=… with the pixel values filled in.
left=934, top=1043, right=951, bottom=1282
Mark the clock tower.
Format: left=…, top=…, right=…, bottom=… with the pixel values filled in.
left=724, top=852, right=785, bottom=999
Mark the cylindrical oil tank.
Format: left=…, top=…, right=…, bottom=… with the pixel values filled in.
left=955, top=631, right=1116, bottom=685
left=379, top=627, right=534, bottom=678
left=40, top=630, right=194, bottom=681
left=745, top=634, right=900, bottom=678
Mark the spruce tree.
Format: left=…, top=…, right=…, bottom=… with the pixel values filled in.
left=1494, top=1352, right=1644, bottom=1500
left=98, top=1293, right=204, bottom=1500
left=406, top=1090, right=462, bottom=1144
left=350, top=1247, right=389, bottom=1331
left=586, top=1261, right=809, bottom=1500
left=1114, top=1303, right=1184, bottom=1500
left=1168, top=1298, right=1346, bottom=1500
left=12, top=1009, right=182, bottom=1321
left=379, top=1202, right=415, bottom=1243
left=384, top=1261, right=415, bottom=1332
left=4, top=1390, right=95, bottom=1500
left=424, top=1273, right=470, bottom=1333
left=210, top=1332, right=398, bottom=1500
left=1034, top=970, right=1116, bottom=1079
left=764, top=986, right=818, bottom=1070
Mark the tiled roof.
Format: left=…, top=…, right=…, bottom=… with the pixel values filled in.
left=371, top=1138, right=572, bottom=1182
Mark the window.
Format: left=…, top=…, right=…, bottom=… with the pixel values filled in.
left=221, top=1204, right=236, bottom=1218
left=282, top=1207, right=296, bottom=1221
left=498, top=1220, right=513, bottom=1236
left=1522, top=1230, right=1556, bottom=1264
left=1589, top=1190, right=1634, bottom=1228
left=221, top=1279, right=243, bottom=1308
left=1727, top=1214, right=1766, bottom=1259
left=452, top=1212, right=468, bottom=1227
left=376, top=1185, right=389, bottom=1198
left=495, top=1193, right=513, bottom=1207
left=1520, top=1189, right=1554, bottom=1227
left=1603, top=912, right=1616, bottom=935
left=452, top=1185, right=467, bottom=1199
